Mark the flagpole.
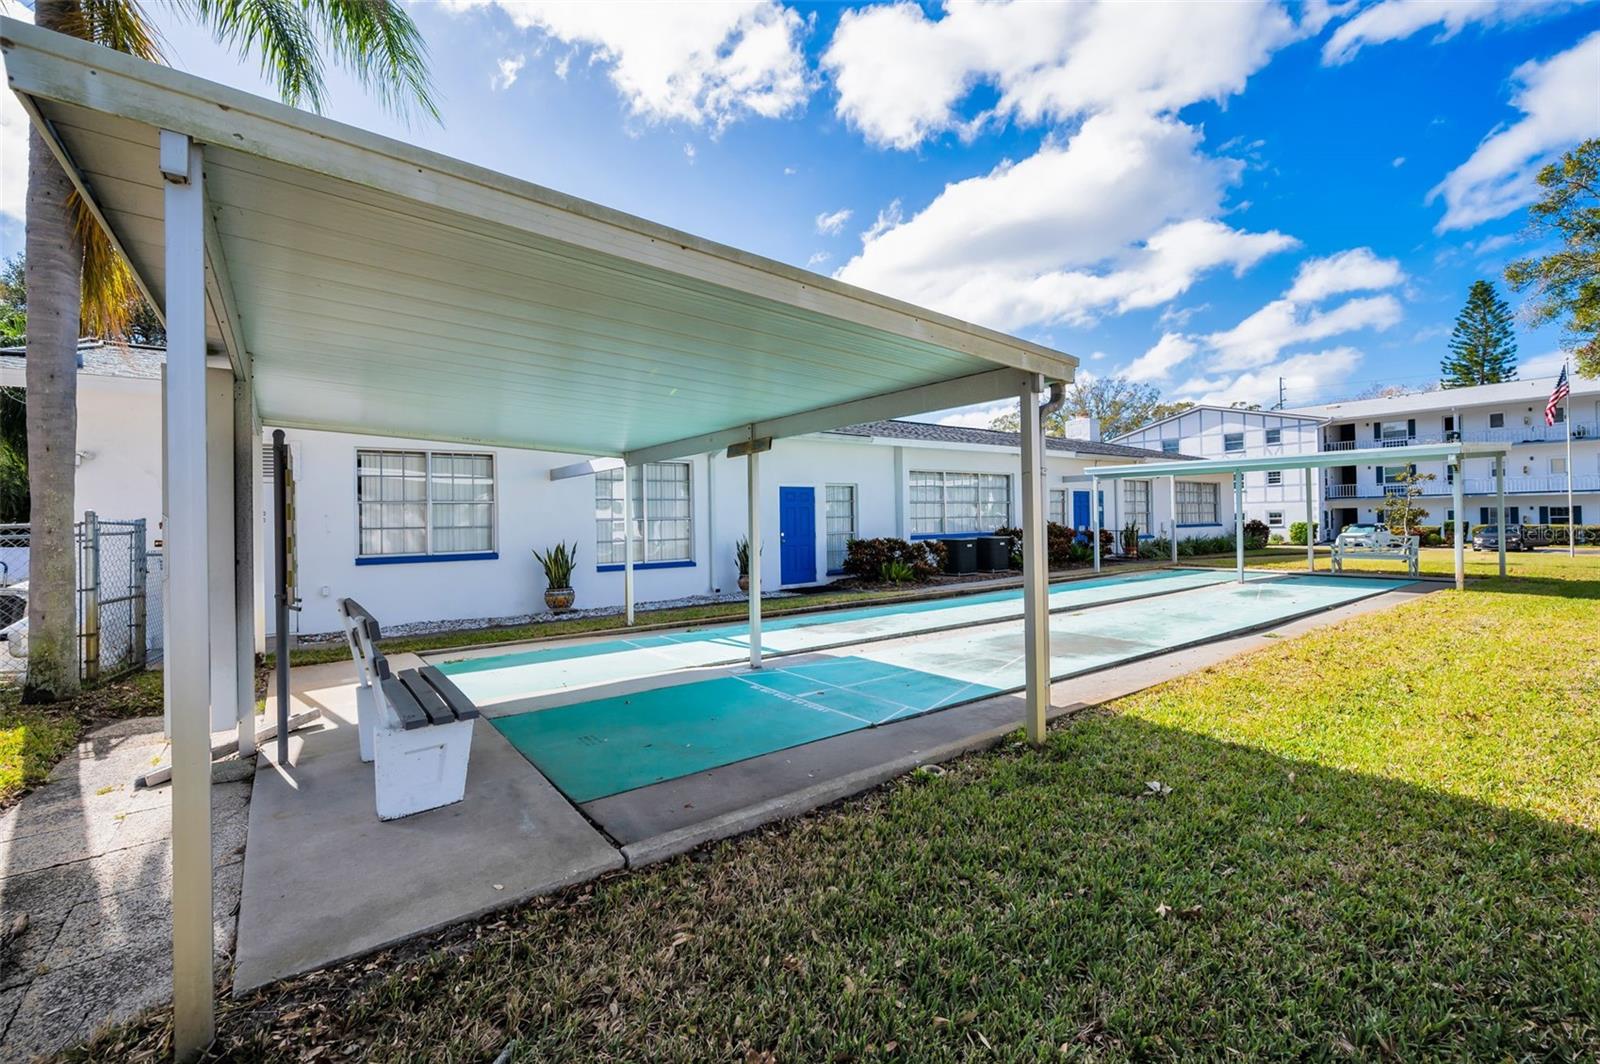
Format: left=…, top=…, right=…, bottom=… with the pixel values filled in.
left=1566, top=359, right=1575, bottom=558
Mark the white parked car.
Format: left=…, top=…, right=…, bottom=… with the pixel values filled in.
left=1335, top=524, right=1403, bottom=550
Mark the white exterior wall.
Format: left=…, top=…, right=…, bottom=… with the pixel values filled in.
left=1115, top=407, right=1322, bottom=532
left=1310, top=384, right=1599, bottom=532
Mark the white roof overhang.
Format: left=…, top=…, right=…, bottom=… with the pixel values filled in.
left=1087, top=442, right=1511, bottom=481
left=1, top=18, right=1075, bottom=460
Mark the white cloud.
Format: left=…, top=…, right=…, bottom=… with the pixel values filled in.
left=814, top=208, right=853, bottom=235
left=1323, top=0, right=1578, bottom=65
left=1206, top=294, right=1402, bottom=369
left=0, top=3, right=33, bottom=225
left=806, top=250, right=831, bottom=269
left=823, top=0, right=1299, bottom=150
left=491, top=54, right=526, bottom=91
left=682, top=143, right=696, bottom=164
left=1429, top=31, right=1600, bottom=231
left=835, top=112, right=1295, bottom=331
left=1285, top=247, right=1406, bottom=302
left=1124, top=333, right=1199, bottom=382
left=1178, top=347, right=1366, bottom=407
left=1518, top=349, right=1573, bottom=378
left=1392, top=156, right=1406, bottom=167
left=553, top=53, right=572, bottom=80
left=929, top=399, right=1014, bottom=429
left=443, top=0, right=811, bottom=130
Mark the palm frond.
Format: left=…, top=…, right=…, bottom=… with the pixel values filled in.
left=178, top=0, right=326, bottom=111
left=306, top=0, right=439, bottom=124
left=59, top=0, right=166, bottom=61
left=71, top=193, right=139, bottom=339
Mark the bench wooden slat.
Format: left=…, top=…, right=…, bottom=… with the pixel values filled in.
left=338, top=597, right=382, bottom=641
left=399, top=669, right=454, bottom=726
left=418, top=666, right=480, bottom=722
left=380, top=676, right=430, bottom=731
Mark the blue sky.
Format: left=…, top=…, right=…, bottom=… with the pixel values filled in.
left=2, top=0, right=1597, bottom=423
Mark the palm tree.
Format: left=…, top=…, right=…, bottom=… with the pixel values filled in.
left=23, top=0, right=435, bottom=702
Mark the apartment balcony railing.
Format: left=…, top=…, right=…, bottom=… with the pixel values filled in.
left=1322, top=474, right=1600, bottom=499
left=1320, top=423, right=1599, bottom=451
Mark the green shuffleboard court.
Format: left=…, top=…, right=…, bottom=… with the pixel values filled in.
left=491, top=573, right=1410, bottom=804
left=441, top=567, right=1239, bottom=706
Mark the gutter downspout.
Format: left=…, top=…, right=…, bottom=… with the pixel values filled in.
left=1038, top=380, right=1066, bottom=531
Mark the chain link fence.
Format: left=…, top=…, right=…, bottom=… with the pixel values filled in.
left=0, top=514, right=154, bottom=686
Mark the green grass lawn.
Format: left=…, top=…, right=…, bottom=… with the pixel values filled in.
left=0, top=670, right=163, bottom=807
left=58, top=553, right=1599, bottom=1061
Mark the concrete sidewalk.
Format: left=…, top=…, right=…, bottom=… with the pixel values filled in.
left=0, top=718, right=246, bottom=1063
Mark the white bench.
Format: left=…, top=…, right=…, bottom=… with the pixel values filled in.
left=337, top=598, right=480, bottom=820
left=1330, top=536, right=1420, bottom=577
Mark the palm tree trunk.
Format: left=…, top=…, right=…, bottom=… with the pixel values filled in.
left=22, top=105, right=84, bottom=701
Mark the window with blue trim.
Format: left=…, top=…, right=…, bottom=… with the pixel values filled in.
left=910, top=471, right=1010, bottom=534
left=1175, top=480, right=1218, bottom=524
left=357, top=449, right=495, bottom=558
left=595, top=462, right=692, bottom=565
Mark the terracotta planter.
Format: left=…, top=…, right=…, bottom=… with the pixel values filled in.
left=544, top=587, right=575, bottom=613
left=737, top=574, right=749, bottom=593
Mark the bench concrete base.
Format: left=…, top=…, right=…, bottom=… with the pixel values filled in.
left=373, top=714, right=474, bottom=820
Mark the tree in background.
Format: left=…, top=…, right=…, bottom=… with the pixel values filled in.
left=1441, top=280, right=1517, bottom=387
left=0, top=257, right=24, bottom=346
left=1380, top=470, right=1435, bottom=535
left=22, top=0, right=435, bottom=702
left=991, top=377, right=1191, bottom=438
left=1505, top=138, right=1599, bottom=378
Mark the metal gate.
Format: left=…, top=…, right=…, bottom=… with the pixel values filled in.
left=0, top=513, right=152, bottom=685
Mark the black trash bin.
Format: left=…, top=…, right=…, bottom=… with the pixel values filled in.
left=942, top=537, right=978, bottom=574
left=975, top=535, right=1012, bottom=571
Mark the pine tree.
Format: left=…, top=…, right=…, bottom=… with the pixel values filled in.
left=1441, top=280, right=1517, bottom=386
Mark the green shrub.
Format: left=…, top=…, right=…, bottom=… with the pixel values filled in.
left=1268, top=533, right=1285, bottom=545
left=1288, top=521, right=1318, bottom=546
left=843, top=537, right=943, bottom=581
left=1138, top=536, right=1171, bottom=559
left=1243, top=519, right=1270, bottom=549
left=879, top=560, right=915, bottom=584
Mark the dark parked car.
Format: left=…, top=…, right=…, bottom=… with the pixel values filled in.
left=1472, top=525, right=1524, bottom=552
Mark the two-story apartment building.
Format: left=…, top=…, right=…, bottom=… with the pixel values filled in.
left=1111, top=405, right=1325, bottom=533
left=1294, top=375, right=1599, bottom=533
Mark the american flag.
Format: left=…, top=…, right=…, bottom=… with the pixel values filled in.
left=1545, top=364, right=1569, bottom=426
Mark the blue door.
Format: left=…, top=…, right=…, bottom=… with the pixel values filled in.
left=779, top=486, right=816, bottom=585
left=1071, top=490, right=1105, bottom=530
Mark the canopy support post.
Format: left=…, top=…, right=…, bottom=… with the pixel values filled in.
left=1495, top=455, right=1506, bottom=578
left=161, top=130, right=214, bottom=1062
left=233, top=376, right=256, bottom=756
left=1305, top=466, right=1315, bottom=573
left=1452, top=457, right=1466, bottom=591
left=1091, top=475, right=1102, bottom=573
left=1169, top=476, right=1178, bottom=564
left=1234, top=472, right=1245, bottom=583
left=746, top=428, right=762, bottom=670
left=622, top=463, right=635, bottom=626
left=1018, top=374, right=1049, bottom=744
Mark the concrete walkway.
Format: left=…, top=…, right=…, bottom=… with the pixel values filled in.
left=0, top=718, right=247, bottom=1063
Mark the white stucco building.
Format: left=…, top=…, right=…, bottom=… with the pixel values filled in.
left=1111, top=405, right=1324, bottom=533
left=4, top=342, right=1242, bottom=637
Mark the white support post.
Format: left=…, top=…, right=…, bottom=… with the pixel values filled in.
left=1451, top=457, right=1465, bottom=591
left=622, top=463, right=635, bottom=626
left=206, top=368, right=236, bottom=734
left=1168, top=475, right=1178, bottom=564
left=161, top=130, right=214, bottom=1061
left=233, top=377, right=256, bottom=756
left=1495, top=455, right=1506, bottom=578
left=1305, top=466, right=1315, bottom=573
left=1018, top=375, right=1050, bottom=744
left=1234, top=472, right=1245, bottom=583
left=746, top=428, right=762, bottom=669
left=1091, top=475, right=1102, bottom=573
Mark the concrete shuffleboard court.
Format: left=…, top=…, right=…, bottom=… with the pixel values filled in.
left=489, top=573, right=1408, bottom=804
left=436, top=567, right=1241, bottom=707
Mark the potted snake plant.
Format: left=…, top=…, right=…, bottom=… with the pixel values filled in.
left=533, top=541, right=578, bottom=613
left=735, top=537, right=751, bottom=593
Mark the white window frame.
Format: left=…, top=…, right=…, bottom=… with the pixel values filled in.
left=1267, top=510, right=1285, bottom=526
left=909, top=471, right=1011, bottom=535
left=356, top=448, right=497, bottom=559
left=1551, top=457, right=1568, bottom=475
left=1223, top=432, right=1245, bottom=454
left=1264, top=428, right=1282, bottom=446
left=595, top=461, right=693, bottom=566
left=1266, top=470, right=1282, bottom=486
left=1489, top=412, right=1505, bottom=429
left=1160, top=439, right=1181, bottom=455
left=1049, top=488, right=1066, bottom=525
left=824, top=483, right=858, bottom=574
left=1175, top=481, right=1219, bottom=525
left=1378, top=419, right=1411, bottom=445
left=1125, top=480, right=1152, bottom=533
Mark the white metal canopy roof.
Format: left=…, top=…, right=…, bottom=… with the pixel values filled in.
left=1, top=18, right=1075, bottom=459
left=1087, top=441, right=1510, bottom=480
